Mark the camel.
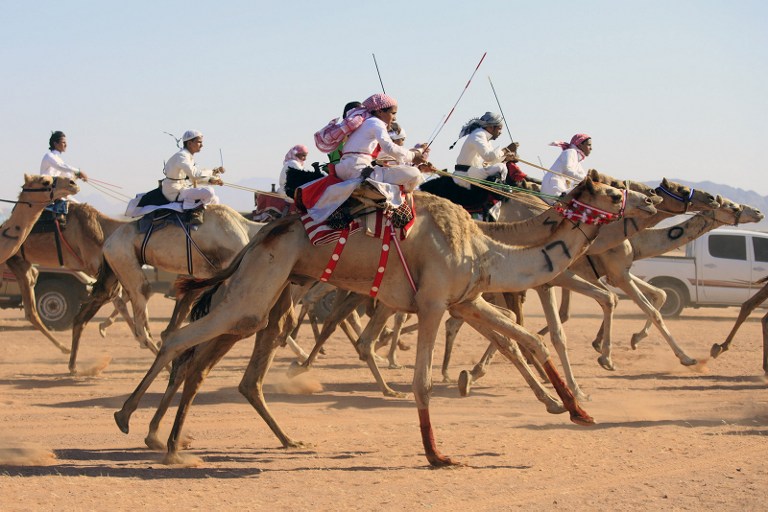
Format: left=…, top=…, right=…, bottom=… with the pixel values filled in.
left=5, top=202, right=133, bottom=354
left=710, top=275, right=768, bottom=372
left=0, top=175, right=79, bottom=264
left=68, top=204, right=278, bottom=374
left=459, top=197, right=764, bottom=394
left=413, top=174, right=718, bottom=399
left=113, top=178, right=659, bottom=467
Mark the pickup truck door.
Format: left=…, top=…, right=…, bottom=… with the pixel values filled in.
left=698, top=233, right=752, bottom=303
left=751, top=235, right=768, bottom=291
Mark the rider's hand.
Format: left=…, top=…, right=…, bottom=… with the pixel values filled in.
left=213, top=166, right=225, bottom=174
left=75, top=170, right=89, bottom=181
left=209, top=176, right=224, bottom=186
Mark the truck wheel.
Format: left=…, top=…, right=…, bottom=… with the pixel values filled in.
left=656, top=281, right=687, bottom=318
left=35, top=277, right=85, bottom=331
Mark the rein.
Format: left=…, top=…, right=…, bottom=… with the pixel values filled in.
left=656, top=184, right=694, bottom=214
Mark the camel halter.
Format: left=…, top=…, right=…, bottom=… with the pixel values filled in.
left=555, top=189, right=626, bottom=225
left=4, top=176, right=62, bottom=207
left=656, top=184, right=694, bottom=213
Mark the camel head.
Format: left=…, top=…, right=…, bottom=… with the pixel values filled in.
left=705, top=196, right=762, bottom=226
left=22, top=173, right=80, bottom=202
left=587, top=169, right=659, bottom=200
left=567, top=177, right=658, bottom=222
left=657, top=177, right=719, bottom=213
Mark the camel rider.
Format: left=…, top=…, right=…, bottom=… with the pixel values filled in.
left=541, top=133, right=592, bottom=203
left=278, top=144, right=310, bottom=195
left=40, top=131, right=89, bottom=221
left=305, top=93, right=430, bottom=223
left=452, top=112, right=517, bottom=190
left=162, top=130, right=224, bottom=225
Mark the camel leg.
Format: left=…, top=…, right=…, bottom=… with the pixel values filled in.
left=503, top=291, right=526, bottom=327
left=160, top=288, right=204, bottom=343
left=237, top=287, right=307, bottom=449
left=457, top=321, right=565, bottom=414
left=628, top=276, right=667, bottom=349
left=5, top=255, right=70, bottom=354
left=69, top=265, right=122, bottom=374
left=289, top=291, right=367, bottom=375
left=98, top=305, right=121, bottom=338
left=551, top=272, right=618, bottom=371
left=441, top=316, right=463, bottom=382
left=449, top=297, right=594, bottom=427
left=386, top=312, right=407, bottom=369
left=614, top=272, right=696, bottom=365
left=145, top=349, right=196, bottom=450
left=355, top=303, right=407, bottom=398
left=538, top=288, right=570, bottom=336
left=411, top=300, right=458, bottom=467
left=711, top=283, right=768, bottom=359
left=535, top=285, right=589, bottom=401
left=458, top=342, right=496, bottom=396
left=762, top=312, right=768, bottom=375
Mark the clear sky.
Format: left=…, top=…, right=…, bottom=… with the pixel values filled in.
left=2, top=0, right=766, bottom=215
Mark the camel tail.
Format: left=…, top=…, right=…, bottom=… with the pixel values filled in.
left=190, top=284, right=222, bottom=321
left=92, top=258, right=121, bottom=300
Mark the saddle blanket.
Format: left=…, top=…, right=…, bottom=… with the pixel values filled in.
left=300, top=195, right=416, bottom=246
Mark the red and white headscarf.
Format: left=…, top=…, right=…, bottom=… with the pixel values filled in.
left=363, top=93, right=398, bottom=113
left=284, top=144, right=309, bottom=164
left=549, top=133, right=591, bottom=160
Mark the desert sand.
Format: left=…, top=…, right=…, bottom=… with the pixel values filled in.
left=1, top=293, right=767, bottom=511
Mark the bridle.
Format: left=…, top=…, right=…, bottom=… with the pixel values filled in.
left=656, top=183, right=694, bottom=214
left=555, top=188, right=627, bottom=226
left=3, top=177, right=62, bottom=208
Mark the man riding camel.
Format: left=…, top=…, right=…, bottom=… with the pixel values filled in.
left=451, top=112, right=518, bottom=191
left=161, top=130, right=225, bottom=225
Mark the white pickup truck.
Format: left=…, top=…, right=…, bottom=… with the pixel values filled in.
left=630, top=227, right=768, bottom=317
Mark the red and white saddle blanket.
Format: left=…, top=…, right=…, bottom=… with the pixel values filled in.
left=300, top=193, right=418, bottom=297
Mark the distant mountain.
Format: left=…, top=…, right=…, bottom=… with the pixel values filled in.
left=645, top=179, right=768, bottom=232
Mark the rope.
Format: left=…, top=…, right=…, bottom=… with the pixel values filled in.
left=222, top=182, right=289, bottom=199
left=431, top=169, right=561, bottom=202
left=83, top=181, right=132, bottom=203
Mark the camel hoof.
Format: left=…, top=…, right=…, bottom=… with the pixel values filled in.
left=457, top=370, right=472, bottom=397
left=59, top=346, right=71, bottom=355
left=144, top=435, right=166, bottom=451
left=384, top=389, right=408, bottom=399
left=545, top=401, right=567, bottom=415
left=114, top=410, right=130, bottom=434
left=441, top=374, right=455, bottom=384
left=591, top=339, right=602, bottom=354
left=710, top=343, right=725, bottom=358
left=398, top=341, right=410, bottom=351
left=287, top=361, right=309, bottom=378
left=569, top=411, right=596, bottom=426
left=98, top=323, right=108, bottom=338
left=427, top=454, right=462, bottom=468
left=162, top=452, right=186, bottom=465
left=597, top=355, right=615, bottom=371
left=68, top=365, right=77, bottom=376
left=283, top=439, right=308, bottom=449
left=388, top=362, right=403, bottom=370
left=680, top=356, right=698, bottom=367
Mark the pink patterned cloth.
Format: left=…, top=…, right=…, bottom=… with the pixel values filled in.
left=363, top=93, right=397, bottom=112
left=549, top=133, right=591, bottom=160
left=284, top=144, right=309, bottom=164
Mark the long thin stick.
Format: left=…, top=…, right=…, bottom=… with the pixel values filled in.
left=488, top=76, right=514, bottom=143
left=219, top=149, right=224, bottom=168
left=427, top=51, right=487, bottom=148
left=372, top=53, right=386, bottom=94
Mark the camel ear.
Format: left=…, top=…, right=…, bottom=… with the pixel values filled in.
left=24, top=173, right=32, bottom=183
left=588, top=169, right=600, bottom=181
left=584, top=175, right=597, bottom=194
left=661, top=177, right=670, bottom=187
left=715, top=194, right=723, bottom=205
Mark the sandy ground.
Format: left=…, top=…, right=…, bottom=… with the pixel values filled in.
left=1, top=293, right=767, bottom=511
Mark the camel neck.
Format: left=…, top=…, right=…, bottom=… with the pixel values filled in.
left=629, top=213, right=718, bottom=261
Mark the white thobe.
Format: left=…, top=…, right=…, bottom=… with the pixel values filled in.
left=161, top=148, right=219, bottom=209
left=452, top=129, right=507, bottom=189
left=541, top=147, right=586, bottom=201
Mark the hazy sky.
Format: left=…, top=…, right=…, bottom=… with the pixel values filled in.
left=2, top=0, right=766, bottom=214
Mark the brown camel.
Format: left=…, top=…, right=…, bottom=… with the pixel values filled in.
left=710, top=275, right=768, bottom=372
left=6, top=202, right=132, bottom=355
left=68, top=204, right=269, bottom=374
left=0, top=175, right=79, bottom=264
left=114, top=178, right=659, bottom=467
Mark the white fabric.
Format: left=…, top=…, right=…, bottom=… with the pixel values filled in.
left=182, top=130, right=202, bottom=142
left=40, top=150, right=80, bottom=179
left=278, top=158, right=306, bottom=194
left=161, top=148, right=217, bottom=207
left=452, top=128, right=507, bottom=189
left=307, top=117, right=423, bottom=223
left=541, top=147, right=586, bottom=199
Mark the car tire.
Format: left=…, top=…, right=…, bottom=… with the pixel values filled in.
left=654, top=280, right=687, bottom=318
left=35, top=277, right=86, bottom=331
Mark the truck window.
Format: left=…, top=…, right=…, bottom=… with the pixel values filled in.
left=708, top=234, right=746, bottom=261
left=754, top=237, right=768, bottom=263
